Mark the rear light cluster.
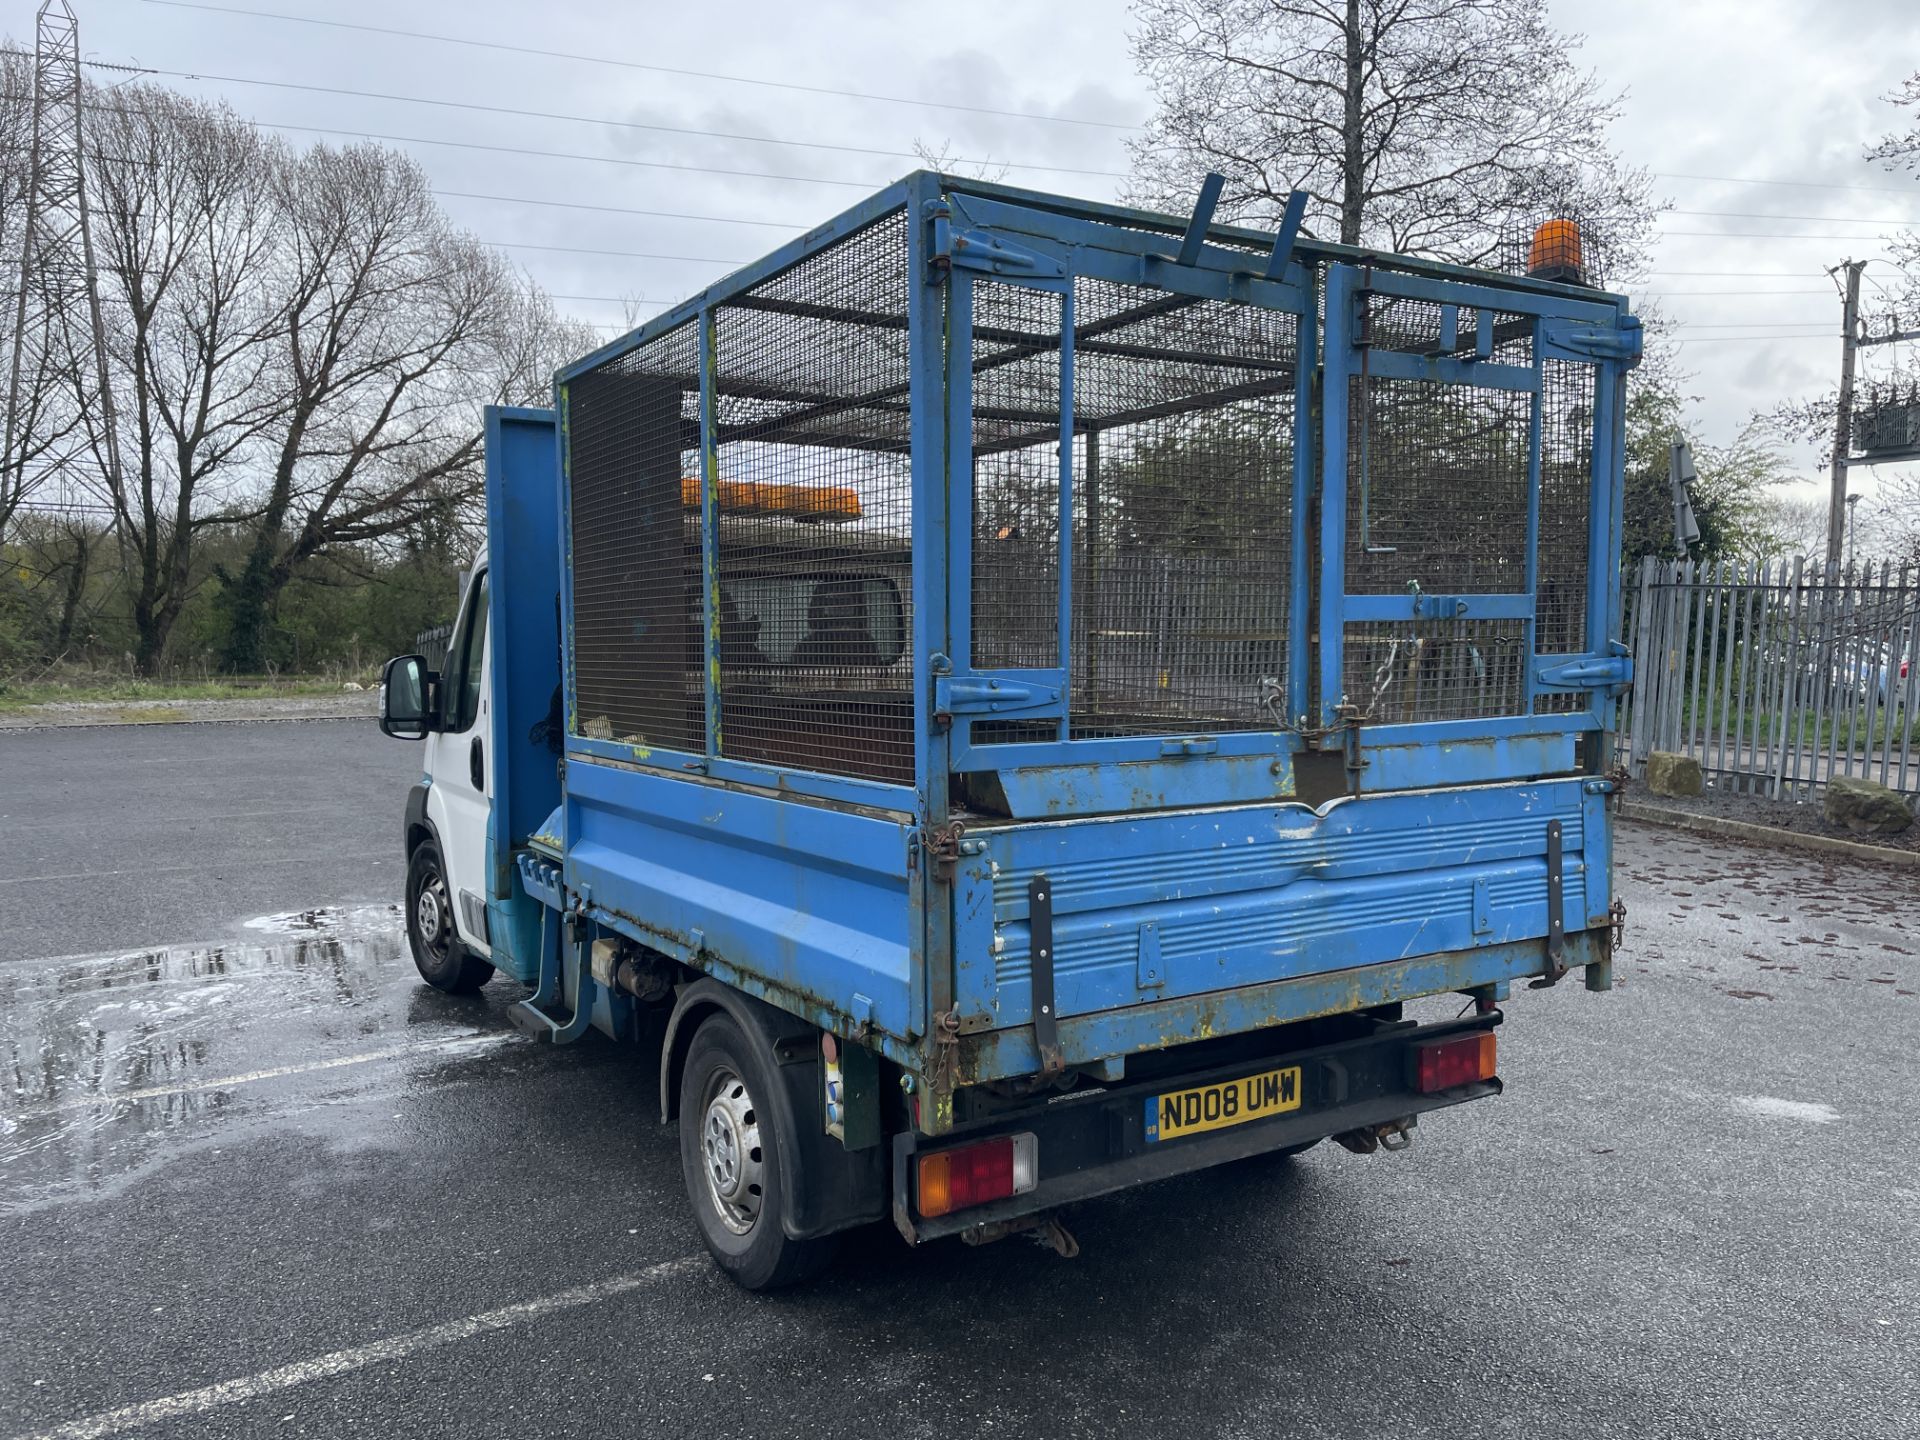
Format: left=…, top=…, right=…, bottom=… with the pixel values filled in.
left=916, top=1133, right=1038, bottom=1218
left=1411, top=1031, right=1498, bottom=1094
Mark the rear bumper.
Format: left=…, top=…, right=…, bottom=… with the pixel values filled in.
left=893, top=1012, right=1501, bottom=1243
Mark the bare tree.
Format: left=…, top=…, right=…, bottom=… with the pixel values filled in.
left=1127, top=0, right=1658, bottom=279
left=1755, top=493, right=1831, bottom=563
left=86, top=86, right=292, bottom=675
left=219, top=143, right=589, bottom=671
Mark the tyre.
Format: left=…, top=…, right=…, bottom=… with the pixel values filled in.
left=405, top=841, right=494, bottom=994
left=678, top=1013, right=838, bottom=1291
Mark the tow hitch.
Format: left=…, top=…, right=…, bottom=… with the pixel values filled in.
left=1335, top=1117, right=1416, bottom=1154
left=961, top=1210, right=1081, bottom=1258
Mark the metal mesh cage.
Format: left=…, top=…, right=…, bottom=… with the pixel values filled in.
left=710, top=209, right=916, bottom=785
left=1345, top=374, right=1532, bottom=596
left=971, top=280, right=1065, bottom=672
left=1345, top=618, right=1527, bottom=723
left=567, top=321, right=703, bottom=751
left=1336, top=296, right=1540, bottom=724
left=1535, top=358, right=1597, bottom=713
left=1071, top=282, right=1299, bottom=736
left=966, top=275, right=1301, bottom=741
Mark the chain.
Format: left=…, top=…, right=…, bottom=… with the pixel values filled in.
left=931, top=1006, right=962, bottom=1095
left=1366, top=639, right=1403, bottom=717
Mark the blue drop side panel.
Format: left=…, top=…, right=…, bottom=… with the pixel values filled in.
left=562, top=759, right=917, bottom=1043
left=953, top=778, right=1598, bottom=1041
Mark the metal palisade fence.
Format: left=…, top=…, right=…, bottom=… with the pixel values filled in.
left=416, top=621, right=454, bottom=671
left=1625, top=556, right=1920, bottom=799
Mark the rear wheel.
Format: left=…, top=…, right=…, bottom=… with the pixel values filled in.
left=405, top=840, right=494, bottom=994
left=678, top=1013, right=837, bottom=1290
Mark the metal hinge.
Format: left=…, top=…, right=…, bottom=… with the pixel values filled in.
left=1541, top=315, right=1645, bottom=366
left=932, top=671, right=1062, bottom=725
left=1535, top=643, right=1634, bottom=695
left=926, top=200, right=1063, bottom=280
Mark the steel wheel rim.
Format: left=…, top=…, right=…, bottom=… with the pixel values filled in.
left=698, top=1065, right=764, bottom=1236
left=415, top=873, right=450, bottom=958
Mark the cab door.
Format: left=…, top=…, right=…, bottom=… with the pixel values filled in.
left=427, top=566, right=492, bottom=955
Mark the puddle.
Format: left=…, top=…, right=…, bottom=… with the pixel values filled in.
left=0, top=907, right=515, bottom=1212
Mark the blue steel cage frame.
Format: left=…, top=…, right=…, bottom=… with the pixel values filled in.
left=555, top=171, right=1639, bottom=821
left=547, top=171, right=1641, bottom=1121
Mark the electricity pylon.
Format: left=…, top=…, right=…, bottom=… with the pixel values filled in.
left=3, top=1, right=124, bottom=528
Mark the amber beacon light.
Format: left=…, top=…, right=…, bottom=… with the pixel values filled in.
left=1527, top=219, right=1585, bottom=285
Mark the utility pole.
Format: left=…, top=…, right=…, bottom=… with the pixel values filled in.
left=2, top=1, right=125, bottom=529
left=1824, top=258, right=1864, bottom=574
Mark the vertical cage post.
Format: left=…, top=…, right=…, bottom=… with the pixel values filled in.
left=1289, top=269, right=1319, bottom=729
left=1520, top=330, right=1546, bottom=712
left=1054, top=284, right=1076, bottom=742
left=1317, top=265, right=1355, bottom=731
left=697, top=307, right=722, bottom=758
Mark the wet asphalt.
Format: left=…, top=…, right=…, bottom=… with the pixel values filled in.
left=1, top=719, right=1917, bottom=1439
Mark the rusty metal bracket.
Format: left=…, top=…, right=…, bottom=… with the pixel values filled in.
left=920, top=820, right=967, bottom=884
left=1530, top=819, right=1569, bottom=989
left=1028, top=874, right=1065, bottom=1076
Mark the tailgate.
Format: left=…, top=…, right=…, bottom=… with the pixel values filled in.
left=950, top=777, right=1608, bottom=1076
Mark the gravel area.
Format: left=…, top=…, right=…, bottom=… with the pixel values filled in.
left=1632, top=779, right=1920, bottom=856
left=0, top=691, right=379, bottom=728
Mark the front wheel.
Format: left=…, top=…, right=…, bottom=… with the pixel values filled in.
left=405, top=840, right=494, bottom=994
left=678, top=1014, right=837, bottom=1290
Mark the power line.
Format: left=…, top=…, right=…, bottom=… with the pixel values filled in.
left=1643, top=270, right=1825, bottom=277
left=1655, top=170, right=1918, bottom=197
left=4, top=72, right=891, bottom=190
left=1668, top=207, right=1920, bottom=225
left=1665, top=322, right=1833, bottom=331
left=434, top=191, right=802, bottom=231
left=1671, top=333, right=1836, bottom=344
left=27, top=66, right=1920, bottom=241
left=95, top=59, right=1130, bottom=181
left=1661, top=230, right=1905, bottom=241
left=136, top=0, right=1139, bottom=133
left=182, top=116, right=889, bottom=191
left=487, top=240, right=743, bottom=265
left=544, top=293, right=668, bottom=306
left=1639, top=288, right=1831, bottom=296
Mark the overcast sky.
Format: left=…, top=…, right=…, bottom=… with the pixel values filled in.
left=14, top=0, right=1920, bottom=520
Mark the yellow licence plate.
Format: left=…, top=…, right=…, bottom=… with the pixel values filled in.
left=1144, top=1066, right=1302, bottom=1144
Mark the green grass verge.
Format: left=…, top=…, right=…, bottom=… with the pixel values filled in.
left=0, top=678, right=349, bottom=713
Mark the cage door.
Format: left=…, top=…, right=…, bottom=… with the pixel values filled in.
left=945, top=274, right=1075, bottom=764
left=1317, top=262, right=1639, bottom=739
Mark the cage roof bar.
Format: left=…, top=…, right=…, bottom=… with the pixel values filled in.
left=556, top=177, right=915, bottom=385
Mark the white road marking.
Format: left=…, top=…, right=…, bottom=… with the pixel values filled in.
left=0, top=857, right=322, bottom=887
left=1731, top=1095, right=1841, bottom=1125
left=8, top=1033, right=512, bottom=1119
left=11, top=1255, right=706, bottom=1440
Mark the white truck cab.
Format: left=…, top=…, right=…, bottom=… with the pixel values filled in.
left=381, top=554, right=496, bottom=991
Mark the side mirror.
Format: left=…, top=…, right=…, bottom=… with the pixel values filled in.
left=378, top=654, right=435, bottom=740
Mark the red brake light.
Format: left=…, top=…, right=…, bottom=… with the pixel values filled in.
left=915, top=1134, right=1038, bottom=1218
left=1411, top=1031, right=1497, bottom=1093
